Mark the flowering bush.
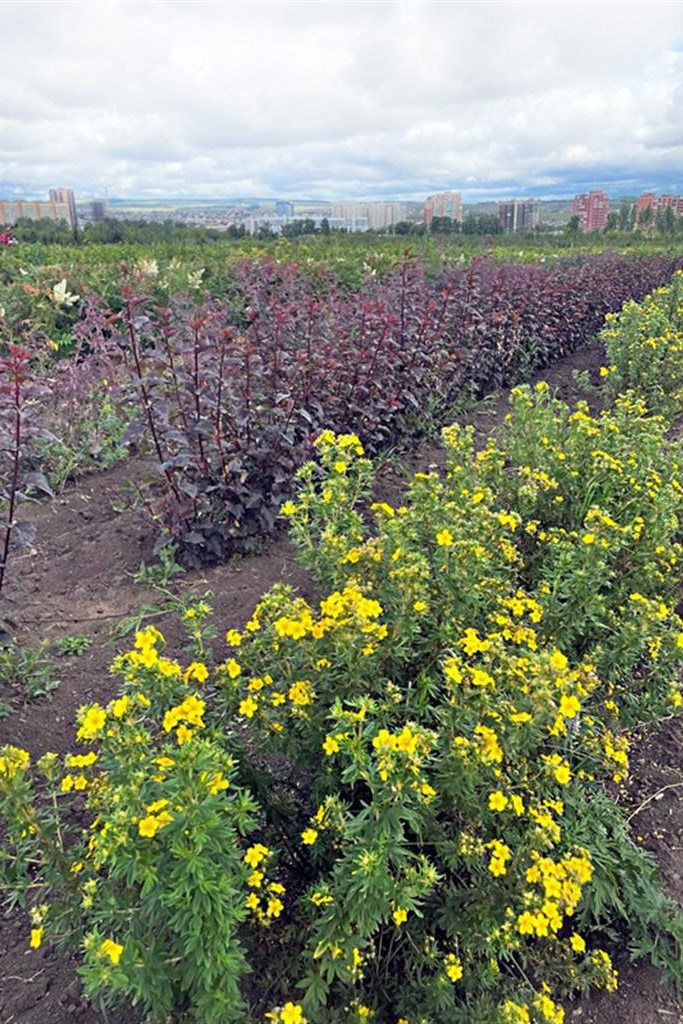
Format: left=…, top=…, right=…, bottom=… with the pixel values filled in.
left=601, top=269, right=683, bottom=419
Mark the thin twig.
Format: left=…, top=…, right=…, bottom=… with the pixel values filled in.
left=627, top=780, right=683, bottom=823
left=5, top=968, right=45, bottom=984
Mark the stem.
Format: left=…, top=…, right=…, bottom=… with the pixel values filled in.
left=0, top=349, right=23, bottom=598
left=192, top=321, right=210, bottom=475
left=124, top=302, right=183, bottom=507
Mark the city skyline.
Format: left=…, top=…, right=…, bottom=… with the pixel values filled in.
left=2, top=1, right=682, bottom=202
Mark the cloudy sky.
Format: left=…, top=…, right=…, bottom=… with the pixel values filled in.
left=1, top=0, right=682, bottom=202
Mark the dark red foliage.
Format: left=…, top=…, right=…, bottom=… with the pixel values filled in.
left=75, top=252, right=683, bottom=565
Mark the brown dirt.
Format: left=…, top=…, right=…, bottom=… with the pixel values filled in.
left=1, top=341, right=682, bottom=1023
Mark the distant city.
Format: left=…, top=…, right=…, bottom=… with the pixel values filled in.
left=1, top=187, right=683, bottom=235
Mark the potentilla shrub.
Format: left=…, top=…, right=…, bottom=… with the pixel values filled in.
left=217, top=430, right=683, bottom=1021
left=0, top=626, right=261, bottom=1024
left=2, top=429, right=683, bottom=1022
left=601, top=269, right=683, bottom=419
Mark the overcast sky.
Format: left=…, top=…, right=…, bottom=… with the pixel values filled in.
left=2, top=0, right=682, bottom=202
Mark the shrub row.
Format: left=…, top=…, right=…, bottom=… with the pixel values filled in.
left=3, top=279, right=683, bottom=1022
left=73, top=252, right=683, bottom=565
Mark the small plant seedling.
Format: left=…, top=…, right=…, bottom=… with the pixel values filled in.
left=0, top=641, right=60, bottom=705
left=133, top=544, right=186, bottom=588
left=55, top=635, right=92, bottom=656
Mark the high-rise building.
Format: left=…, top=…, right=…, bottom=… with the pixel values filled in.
left=424, top=191, right=463, bottom=227
left=572, top=191, right=609, bottom=231
left=635, top=192, right=656, bottom=221
left=330, top=201, right=407, bottom=231
left=498, top=199, right=539, bottom=233
left=48, top=188, right=78, bottom=229
left=0, top=197, right=71, bottom=227
left=91, top=201, right=107, bottom=223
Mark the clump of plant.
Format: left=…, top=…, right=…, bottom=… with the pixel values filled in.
left=601, top=269, right=683, bottom=419
left=0, top=640, right=60, bottom=703
left=0, top=628, right=259, bottom=1024
left=3, top=417, right=683, bottom=1022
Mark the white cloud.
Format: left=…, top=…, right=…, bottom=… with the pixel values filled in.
left=0, top=0, right=681, bottom=199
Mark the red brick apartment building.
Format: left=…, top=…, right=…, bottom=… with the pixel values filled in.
left=572, top=190, right=609, bottom=231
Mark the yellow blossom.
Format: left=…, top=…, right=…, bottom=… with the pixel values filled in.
left=100, top=938, right=124, bottom=965
left=239, top=697, right=259, bottom=718
left=488, top=790, right=508, bottom=812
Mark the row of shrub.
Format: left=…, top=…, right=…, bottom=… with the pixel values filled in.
left=72, top=251, right=683, bottom=564
left=2, top=273, right=683, bottom=1022
left=2, top=252, right=682, bottom=589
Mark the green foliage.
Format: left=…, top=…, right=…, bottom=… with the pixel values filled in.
left=0, top=641, right=60, bottom=703
left=133, top=544, right=186, bottom=589
left=55, top=635, right=92, bottom=656
left=601, top=269, right=683, bottom=419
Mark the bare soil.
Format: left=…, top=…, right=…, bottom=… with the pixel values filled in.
left=1, top=342, right=682, bottom=1023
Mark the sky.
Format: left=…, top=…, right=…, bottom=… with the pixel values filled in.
left=1, top=0, right=682, bottom=202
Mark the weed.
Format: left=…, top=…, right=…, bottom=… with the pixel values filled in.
left=0, top=641, right=60, bottom=704
left=133, top=545, right=186, bottom=588
left=55, top=635, right=92, bottom=657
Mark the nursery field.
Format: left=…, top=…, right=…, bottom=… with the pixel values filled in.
left=2, top=245, right=683, bottom=1024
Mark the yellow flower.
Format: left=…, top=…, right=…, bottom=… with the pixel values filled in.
left=510, top=794, right=525, bottom=815
left=301, top=828, right=318, bottom=846
left=248, top=871, right=264, bottom=888
left=176, top=724, right=193, bottom=745
left=488, top=790, right=508, bottom=812
left=138, top=816, right=158, bottom=838
left=322, top=736, right=340, bottom=755
left=582, top=533, right=596, bottom=545
left=288, top=681, right=313, bottom=706
left=470, top=667, right=494, bottom=688
left=444, top=953, right=463, bottom=982
left=100, top=938, right=124, bottom=965
left=30, top=927, right=43, bottom=949
left=184, top=662, right=209, bottom=684
left=570, top=933, right=586, bottom=953
left=310, top=891, right=333, bottom=906
left=280, top=501, right=298, bottom=517
left=559, top=694, right=580, bottom=718
left=141, top=801, right=165, bottom=819
left=239, top=697, right=259, bottom=718
left=226, top=629, right=242, bottom=647
left=280, top=1003, right=306, bottom=1024
left=226, top=658, right=242, bottom=679
left=267, top=897, right=284, bottom=917
left=76, top=704, right=107, bottom=741
left=244, top=843, right=270, bottom=868
left=208, top=772, right=230, bottom=795
left=436, top=528, right=453, bottom=547
left=392, top=907, right=408, bottom=926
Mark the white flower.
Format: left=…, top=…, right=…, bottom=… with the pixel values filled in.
left=52, top=279, right=80, bottom=307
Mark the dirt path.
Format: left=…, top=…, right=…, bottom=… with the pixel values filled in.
left=1, top=341, right=681, bottom=1024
